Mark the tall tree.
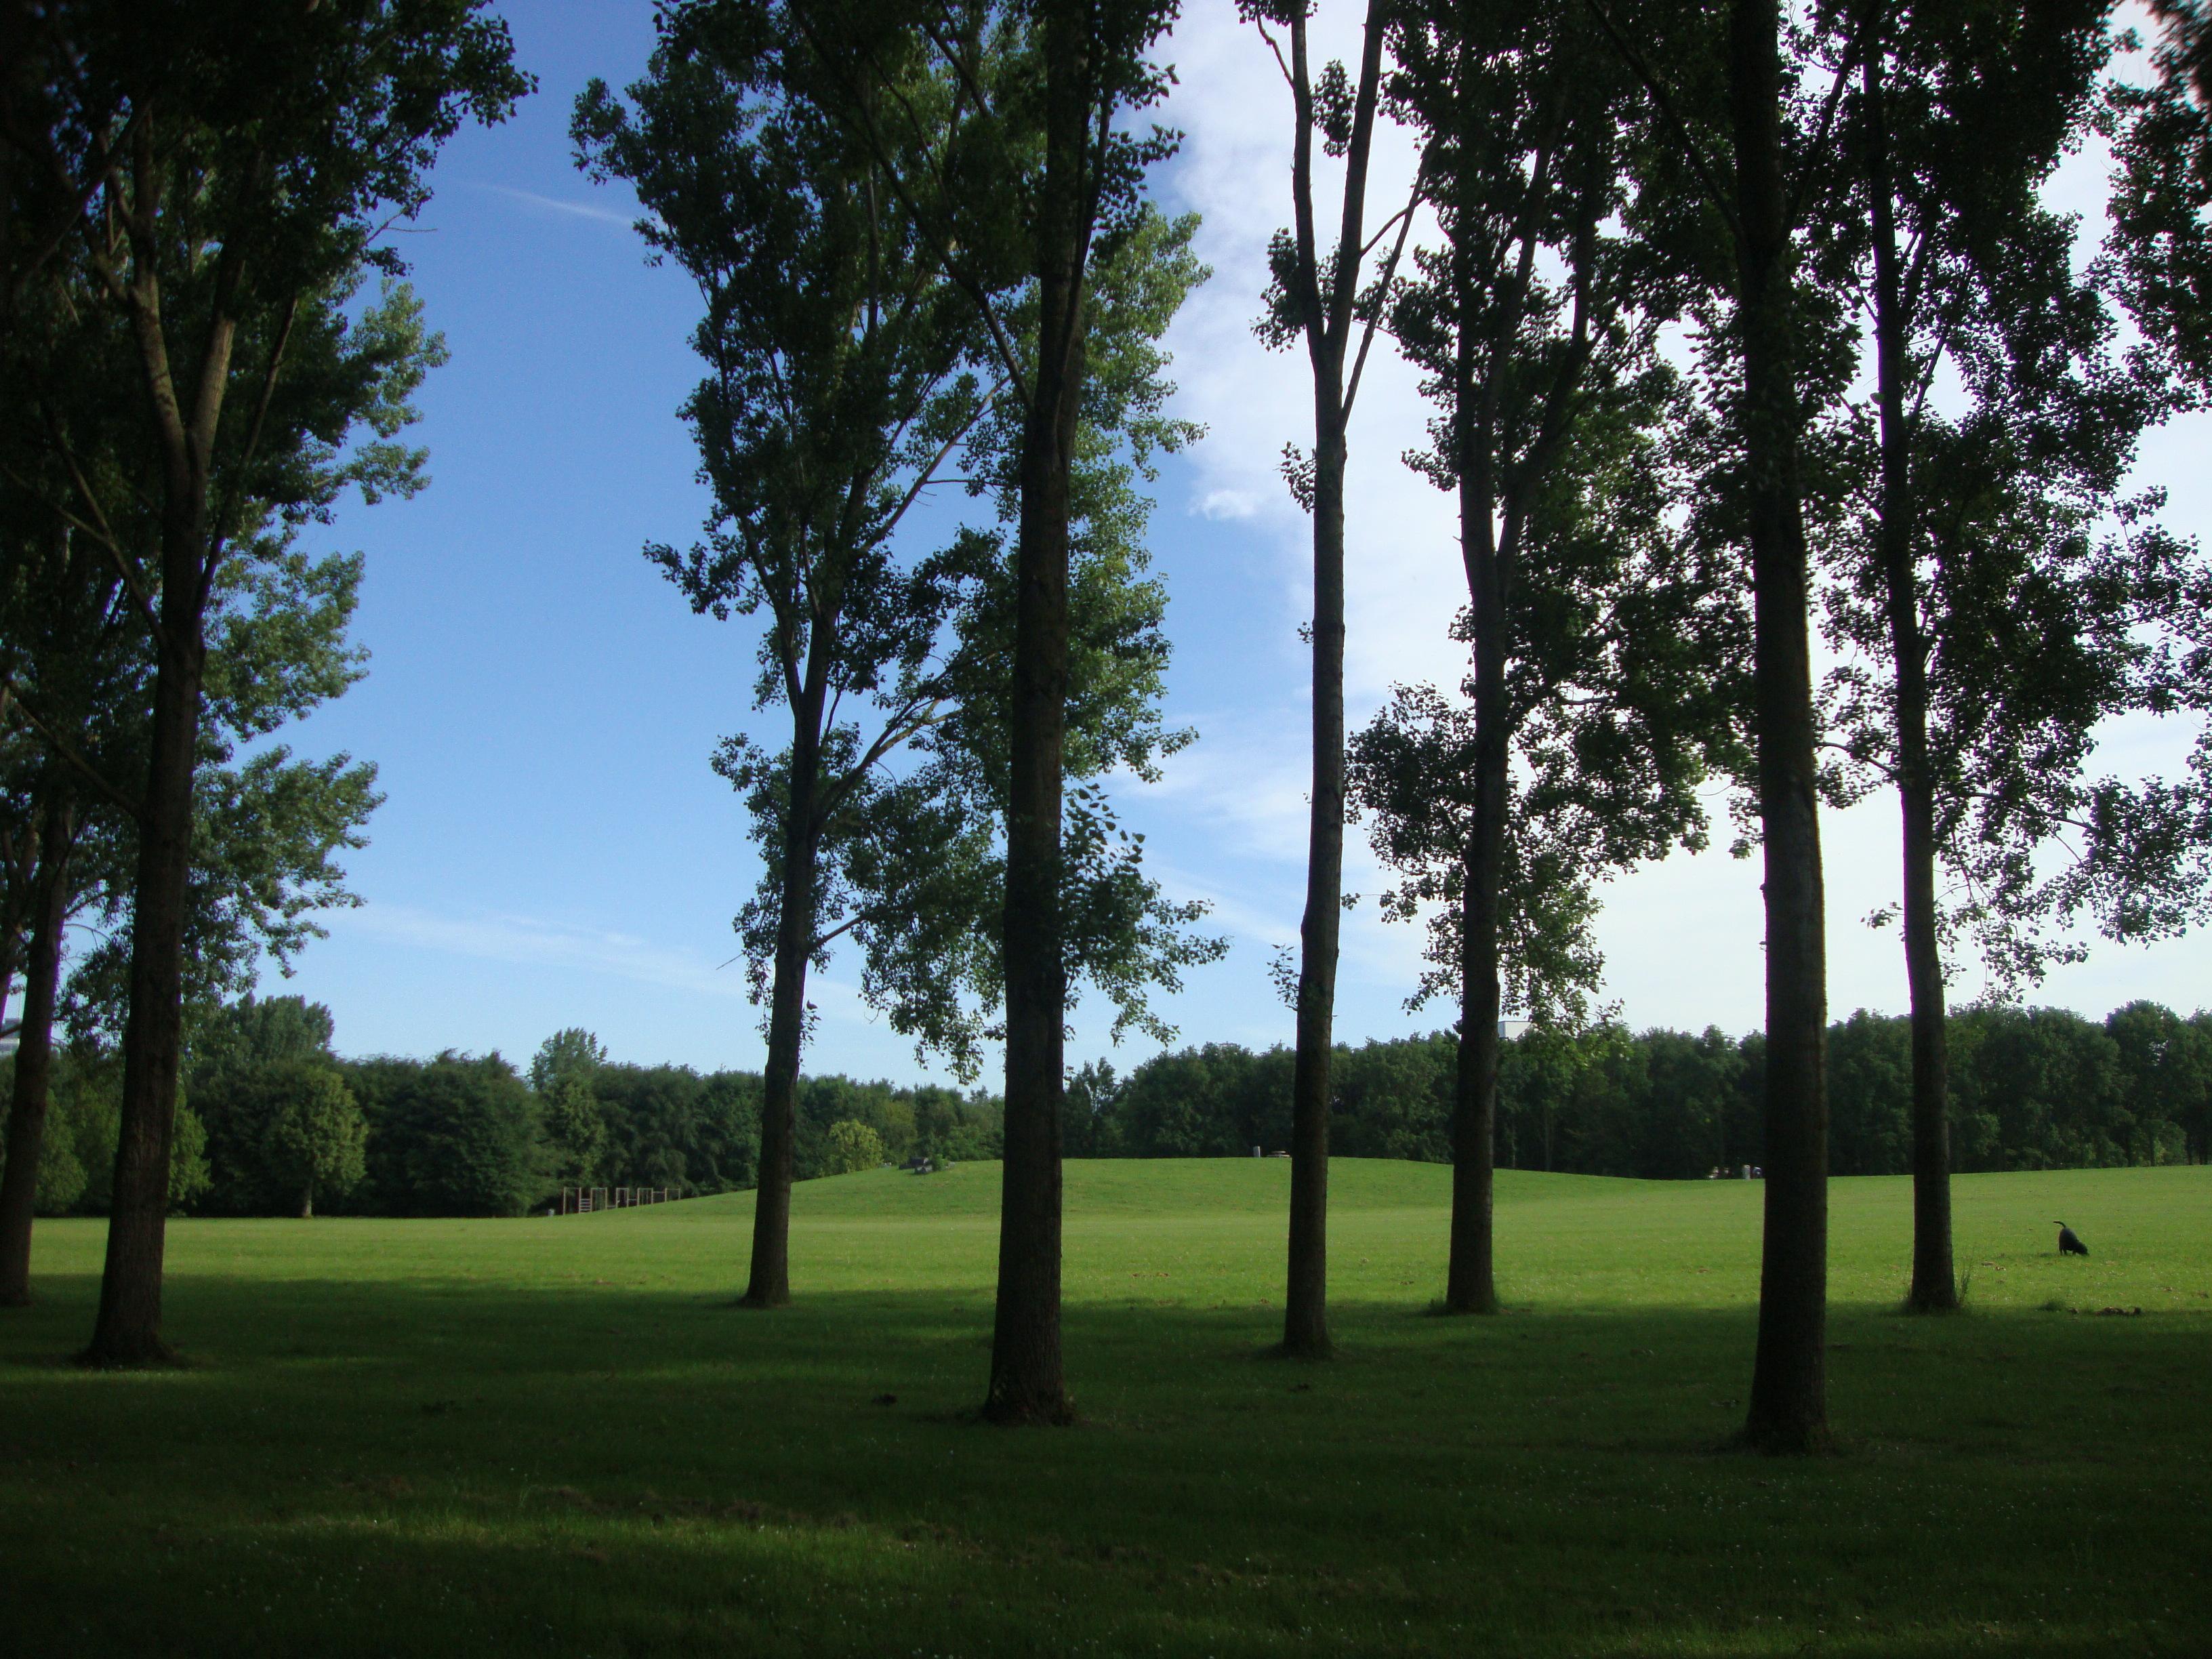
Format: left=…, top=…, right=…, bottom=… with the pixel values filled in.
left=0, top=482, right=129, bottom=1307
left=1582, top=0, right=1845, bottom=1448
left=1830, top=0, right=2211, bottom=1313
left=577, top=11, right=1001, bottom=1307
left=0, top=793, right=79, bottom=1302
left=772, top=0, right=1188, bottom=1419
left=1721, top=0, right=1831, bottom=1458
left=3, top=283, right=381, bottom=1305
left=0, top=1, right=525, bottom=1364
left=1355, top=0, right=1743, bottom=1315
left=577, top=0, right=1210, bottom=1319
left=958, top=0, right=1186, bottom=1423
left=1241, top=0, right=1420, bottom=1359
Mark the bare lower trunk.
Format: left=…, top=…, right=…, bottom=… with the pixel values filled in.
left=86, top=626, right=202, bottom=1366
left=1446, top=405, right=1506, bottom=1316
left=985, top=0, right=1085, bottom=1425
left=0, top=802, right=73, bottom=1307
left=1284, top=403, right=1346, bottom=1358
left=744, top=680, right=826, bottom=1310
left=742, top=912, right=807, bottom=1308
left=1447, top=861, right=1500, bottom=1313
left=300, top=1185, right=313, bottom=1221
left=1731, top=0, right=1830, bottom=1454
left=1864, top=47, right=1956, bottom=1315
left=987, top=361, right=1077, bottom=1424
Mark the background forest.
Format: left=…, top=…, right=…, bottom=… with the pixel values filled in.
left=10, top=990, right=2205, bottom=1218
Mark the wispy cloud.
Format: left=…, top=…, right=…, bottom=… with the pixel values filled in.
left=468, top=182, right=647, bottom=229
left=1195, top=487, right=1259, bottom=521
left=333, top=903, right=879, bottom=1024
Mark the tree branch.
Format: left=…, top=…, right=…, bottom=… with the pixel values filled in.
left=0, top=678, right=143, bottom=826
left=0, top=449, right=165, bottom=648
left=1345, top=159, right=1425, bottom=419
left=199, top=289, right=300, bottom=607
left=1575, top=0, right=1743, bottom=246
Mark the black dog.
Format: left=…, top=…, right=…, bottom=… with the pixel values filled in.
left=2054, top=1222, right=2089, bottom=1256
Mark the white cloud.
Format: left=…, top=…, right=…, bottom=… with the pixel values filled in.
left=1195, top=488, right=1260, bottom=520
left=1139, top=6, right=2212, bottom=1039
left=468, top=182, right=649, bottom=229
left=1155, top=6, right=1468, bottom=716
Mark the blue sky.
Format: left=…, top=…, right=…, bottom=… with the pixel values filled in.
left=258, top=1, right=2212, bottom=1078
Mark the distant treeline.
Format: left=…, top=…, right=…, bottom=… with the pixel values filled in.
left=6, top=1002, right=1004, bottom=1219
left=6, top=996, right=2203, bottom=1218
left=1069, top=1000, right=2212, bottom=1177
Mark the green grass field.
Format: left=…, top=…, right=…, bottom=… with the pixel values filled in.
left=3, top=1160, right=2208, bottom=1656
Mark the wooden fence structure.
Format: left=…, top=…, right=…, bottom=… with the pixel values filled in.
left=557, top=1185, right=678, bottom=1214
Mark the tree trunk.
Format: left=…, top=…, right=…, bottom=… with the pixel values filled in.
left=1278, top=0, right=1387, bottom=1362
left=1284, top=391, right=1347, bottom=1358
left=1447, top=316, right=1506, bottom=1316
left=743, top=672, right=827, bottom=1309
left=0, top=800, right=73, bottom=1307
left=1448, top=849, right=1502, bottom=1313
left=985, top=0, right=1086, bottom=1426
left=85, top=522, right=205, bottom=1367
left=1729, top=0, right=1831, bottom=1454
left=1865, top=48, right=1957, bottom=1315
left=300, top=1185, right=313, bottom=1221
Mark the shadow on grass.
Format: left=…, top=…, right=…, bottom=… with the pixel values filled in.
left=4, top=1273, right=2209, bottom=1655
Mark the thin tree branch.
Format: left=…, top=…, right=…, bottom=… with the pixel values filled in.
left=199, top=288, right=300, bottom=606
left=0, top=678, right=142, bottom=825
left=1345, top=159, right=1425, bottom=419
left=1576, top=0, right=1743, bottom=245
left=0, top=453, right=165, bottom=647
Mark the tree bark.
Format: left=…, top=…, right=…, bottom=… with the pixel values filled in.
left=743, top=661, right=828, bottom=1309
left=1284, top=390, right=1345, bottom=1357
left=1446, top=592, right=1506, bottom=1313
left=984, top=0, right=1086, bottom=1426
left=1729, top=0, right=1830, bottom=1454
left=85, top=605, right=202, bottom=1366
left=84, top=111, right=241, bottom=1367
left=1864, top=48, right=1957, bottom=1315
left=0, top=798, right=73, bottom=1307
left=1446, top=302, right=1505, bottom=1317
left=1279, top=0, right=1386, bottom=1361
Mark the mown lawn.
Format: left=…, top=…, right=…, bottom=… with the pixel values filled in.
left=3, top=1160, right=2207, bottom=1656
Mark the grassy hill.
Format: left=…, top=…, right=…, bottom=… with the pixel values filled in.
left=3, top=1161, right=2207, bottom=1655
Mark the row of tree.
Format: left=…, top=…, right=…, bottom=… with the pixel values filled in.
left=2, top=999, right=1007, bottom=1218
left=604, top=0, right=2212, bottom=1452
left=22, top=986, right=2196, bottom=1218
left=1071, top=999, right=2212, bottom=1175
left=7, top=0, right=2212, bottom=1461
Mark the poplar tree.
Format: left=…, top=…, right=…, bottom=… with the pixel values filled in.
left=1581, top=0, right=1847, bottom=1448
left=576, top=7, right=1004, bottom=1309
left=1349, top=0, right=1745, bottom=1315
left=1240, top=0, right=1422, bottom=1360
left=0, top=1, right=525, bottom=1363
left=1, top=251, right=383, bottom=1308
left=576, top=2, right=1211, bottom=1315
left=1829, top=0, right=2212, bottom=1314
